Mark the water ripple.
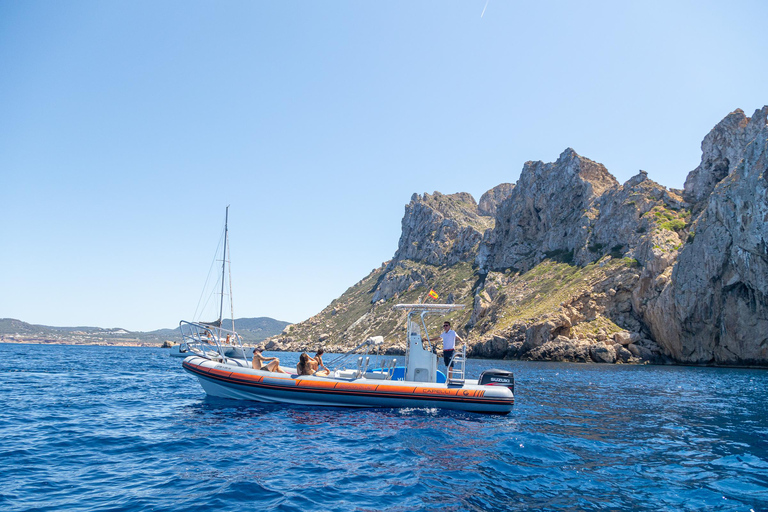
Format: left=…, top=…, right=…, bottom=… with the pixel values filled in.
left=1, top=344, right=767, bottom=511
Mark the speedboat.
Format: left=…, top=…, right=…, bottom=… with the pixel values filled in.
left=181, top=304, right=515, bottom=414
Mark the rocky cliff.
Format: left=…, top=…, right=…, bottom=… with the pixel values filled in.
left=646, top=106, right=768, bottom=364
left=267, top=106, right=768, bottom=366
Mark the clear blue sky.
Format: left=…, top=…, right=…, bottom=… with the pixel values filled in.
left=1, top=1, right=766, bottom=331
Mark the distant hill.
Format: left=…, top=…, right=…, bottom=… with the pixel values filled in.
left=0, top=317, right=290, bottom=346
left=150, top=317, right=291, bottom=344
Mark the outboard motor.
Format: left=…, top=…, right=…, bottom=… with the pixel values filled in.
left=479, top=369, right=515, bottom=393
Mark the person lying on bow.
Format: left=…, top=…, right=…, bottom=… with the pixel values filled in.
left=252, top=347, right=289, bottom=373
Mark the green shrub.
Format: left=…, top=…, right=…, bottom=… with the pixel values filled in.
left=660, top=219, right=686, bottom=231
left=623, top=257, right=639, bottom=268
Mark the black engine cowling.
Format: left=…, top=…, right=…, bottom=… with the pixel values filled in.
left=479, top=369, right=515, bottom=393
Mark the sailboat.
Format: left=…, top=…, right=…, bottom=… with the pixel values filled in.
left=172, top=206, right=253, bottom=360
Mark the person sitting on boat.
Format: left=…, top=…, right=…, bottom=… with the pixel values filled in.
left=252, top=347, right=288, bottom=373
left=428, top=321, right=463, bottom=379
left=297, top=352, right=315, bottom=376
left=309, top=348, right=330, bottom=376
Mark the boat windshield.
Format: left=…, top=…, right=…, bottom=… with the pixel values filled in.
left=407, top=320, right=422, bottom=338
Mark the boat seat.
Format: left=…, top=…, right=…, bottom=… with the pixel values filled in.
left=335, top=369, right=358, bottom=379
left=362, top=371, right=389, bottom=380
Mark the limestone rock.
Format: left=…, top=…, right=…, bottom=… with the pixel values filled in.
left=627, top=343, right=655, bottom=362
left=526, top=336, right=590, bottom=362
left=648, top=110, right=768, bottom=364
left=478, top=183, right=515, bottom=217
left=615, top=345, right=632, bottom=362
left=683, top=107, right=768, bottom=209
left=613, top=331, right=632, bottom=346
left=590, top=344, right=617, bottom=363
left=522, top=320, right=556, bottom=353
left=390, top=191, right=491, bottom=268
left=472, top=334, right=510, bottom=359
left=479, top=148, right=619, bottom=272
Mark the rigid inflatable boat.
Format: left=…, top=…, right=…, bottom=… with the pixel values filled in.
left=180, top=304, right=515, bottom=414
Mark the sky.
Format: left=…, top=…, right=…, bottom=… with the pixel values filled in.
left=1, top=1, right=766, bottom=331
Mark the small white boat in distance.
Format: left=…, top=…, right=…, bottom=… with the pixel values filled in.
left=182, top=303, right=515, bottom=414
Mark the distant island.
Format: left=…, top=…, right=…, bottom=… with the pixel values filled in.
left=0, top=317, right=290, bottom=347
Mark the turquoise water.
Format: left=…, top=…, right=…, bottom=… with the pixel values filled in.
left=1, top=343, right=766, bottom=511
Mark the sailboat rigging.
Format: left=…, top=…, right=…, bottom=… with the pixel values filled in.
left=172, top=207, right=252, bottom=360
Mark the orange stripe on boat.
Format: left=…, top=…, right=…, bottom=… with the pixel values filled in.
left=374, top=384, right=418, bottom=394
left=296, top=379, right=338, bottom=390
left=239, top=373, right=264, bottom=384
left=334, top=382, right=379, bottom=392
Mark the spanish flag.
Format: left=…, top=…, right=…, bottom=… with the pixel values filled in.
left=428, top=289, right=439, bottom=300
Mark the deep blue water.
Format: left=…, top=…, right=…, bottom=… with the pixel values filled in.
left=1, top=343, right=767, bottom=512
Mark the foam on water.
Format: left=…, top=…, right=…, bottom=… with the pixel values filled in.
left=1, top=344, right=767, bottom=511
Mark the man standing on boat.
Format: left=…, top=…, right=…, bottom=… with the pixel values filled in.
left=429, top=321, right=463, bottom=380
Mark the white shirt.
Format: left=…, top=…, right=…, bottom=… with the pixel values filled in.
left=440, top=329, right=458, bottom=351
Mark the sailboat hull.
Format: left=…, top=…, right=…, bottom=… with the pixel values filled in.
left=171, top=344, right=252, bottom=358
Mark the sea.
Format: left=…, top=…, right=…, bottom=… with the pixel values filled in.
left=1, top=343, right=766, bottom=512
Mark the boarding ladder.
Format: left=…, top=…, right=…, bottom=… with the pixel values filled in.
left=447, top=345, right=466, bottom=385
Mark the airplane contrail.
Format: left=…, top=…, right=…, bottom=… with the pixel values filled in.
left=481, top=0, right=489, bottom=18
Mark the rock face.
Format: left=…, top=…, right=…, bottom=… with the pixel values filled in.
left=390, top=192, right=491, bottom=268
left=478, top=183, right=514, bottom=217
left=683, top=108, right=768, bottom=210
left=583, top=171, right=686, bottom=273
left=478, top=148, right=618, bottom=272
left=268, top=105, right=768, bottom=367
left=645, top=107, right=768, bottom=364
left=371, top=192, right=491, bottom=303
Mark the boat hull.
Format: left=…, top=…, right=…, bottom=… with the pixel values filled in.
left=182, top=356, right=514, bottom=414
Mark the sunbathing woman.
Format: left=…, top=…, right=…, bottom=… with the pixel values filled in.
left=309, top=348, right=330, bottom=376
left=296, top=352, right=315, bottom=376
left=252, top=348, right=289, bottom=373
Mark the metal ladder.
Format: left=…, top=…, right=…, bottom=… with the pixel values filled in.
left=447, top=345, right=466, bottom=385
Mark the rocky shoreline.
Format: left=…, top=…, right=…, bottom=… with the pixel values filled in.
left=7, top=336, right=767, bottom=368
left=0, top=337, right=160, bottom=348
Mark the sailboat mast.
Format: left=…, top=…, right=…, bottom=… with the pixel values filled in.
left=218, top=205, right=229, bottom=326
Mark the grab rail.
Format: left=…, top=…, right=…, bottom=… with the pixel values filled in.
left=447, top=344, right=466, bottom=384
left=324, top=336, right=384, bottom=374
left=178, top=320, right=249, bottom=367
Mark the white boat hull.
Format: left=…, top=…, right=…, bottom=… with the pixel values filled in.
left=182, top=356, right=514, bottom=414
